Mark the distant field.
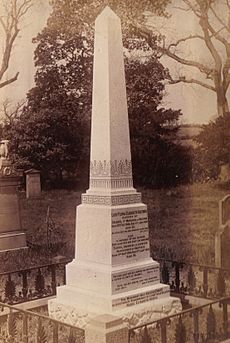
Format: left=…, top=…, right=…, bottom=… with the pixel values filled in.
left=12, top=183, right=228, bottom=268
left=176, top=125, right=203, bottom=147
left=177, top=125, right=203, bottom=139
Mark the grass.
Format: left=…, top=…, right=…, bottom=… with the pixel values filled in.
left=143, top=183, right=227, bottom=263
left=0, top=182, right=228, bottom=271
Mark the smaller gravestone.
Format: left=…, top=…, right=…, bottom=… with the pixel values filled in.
left=215, top=195, right=230, bottom=268
left=0, top=140, right=27, bottom=251
left=219, top=164, right=230, bottom=183
left=25, top=169, right=41, bottom=198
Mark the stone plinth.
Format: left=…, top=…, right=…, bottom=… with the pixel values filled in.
left=85, top=315, right=128, bottom=343
left=0, top=176, right=21, bottom=194
left=0, top=149, right=27, bottom=251
left=49, top=6, right=181, bottom=329
left=25, top=169, right=41, bottom=198
left=0, top=193, right=27, bottom=251
left=215, top=195, right=230, bottom=268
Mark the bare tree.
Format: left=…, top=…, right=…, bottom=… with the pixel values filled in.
left=138, top=0, right=230, bottom=116
left=0, top=98, right=25, bottom=124
left=0, top=0, right=33, bottom=89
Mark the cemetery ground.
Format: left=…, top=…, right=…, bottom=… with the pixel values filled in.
left=0, top=182, right=228, bottom=272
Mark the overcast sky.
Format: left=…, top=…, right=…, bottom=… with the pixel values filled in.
left=0, top=0, right=227, bottom=124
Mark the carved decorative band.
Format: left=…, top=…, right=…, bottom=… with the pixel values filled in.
left=90, top=178, right=133, bottom=189
left=82, top=193, right=142, bottom=206
left=90, top=159, right=132, bottom=177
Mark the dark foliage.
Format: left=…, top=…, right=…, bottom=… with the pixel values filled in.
left=5, top=0, right=192, bottom=187
left=193, top=113, right=230, bottom=182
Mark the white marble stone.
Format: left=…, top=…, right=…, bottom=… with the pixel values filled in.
left=49, top=296, right=181, bottom=329
left=90, top=6, right=131, bottom=168
left=49, top=5, right=181, bottom=328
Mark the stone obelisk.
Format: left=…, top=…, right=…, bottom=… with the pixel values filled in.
left=49, top=6, right=181, bottom=328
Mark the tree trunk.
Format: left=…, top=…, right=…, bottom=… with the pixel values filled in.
left=216, top=84, right=229, bottom=116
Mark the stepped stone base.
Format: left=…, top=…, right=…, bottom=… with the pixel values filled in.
left=49, top=295, right=181, bottom=328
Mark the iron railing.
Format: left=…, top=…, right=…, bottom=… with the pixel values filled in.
left=0, top=261, right=70, bottom=305
left=0, top=301, right=84, bottom=343
left=129, top=296, right=230, bottom=343
left=157, top=258, right=230, bottom=299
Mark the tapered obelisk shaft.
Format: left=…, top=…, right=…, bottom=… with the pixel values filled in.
left=89, top=6, right=133, bottom=192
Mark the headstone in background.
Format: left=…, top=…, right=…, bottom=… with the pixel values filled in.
left=25, top=169, right=41, bottom=198
left=49, top=6, right=181, bottom=329
left=0, top=140, right=27, bottom=251
left=215, top=195, right=230, bottom=268
left=219, top=164, right=230, bottom=183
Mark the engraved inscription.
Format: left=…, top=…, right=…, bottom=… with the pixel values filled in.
left=112, top=287, right=170, bottom=309
left=112, top=265, right=159, bottom=294
left=112, top=208, right=149, bottom=264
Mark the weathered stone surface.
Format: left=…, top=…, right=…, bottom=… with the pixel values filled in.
left=25, top=169, right=41, bottom=198
left=49, top=297, right=181, bottom=329
left=215, top=195, right=230, bottom=268
left=0, top=194, right=27, bottom=250
left=85, top=314, right=129, bottom=343
left=0, top=194, right=21, bottom=232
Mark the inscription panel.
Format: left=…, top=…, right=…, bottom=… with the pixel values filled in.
left=112, top=265, right=159, bottom=294
left=112, top=207, right=150, bottom=264
left=112, top=286, right=169, bottom=310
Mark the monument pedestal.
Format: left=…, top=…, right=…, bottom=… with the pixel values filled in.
left=49, top=293, right=180, bottom=329
left=49, top=197, right=181, bottom=328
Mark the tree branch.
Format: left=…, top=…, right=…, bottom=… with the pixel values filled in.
left=167, top=34, right=204, bottom=50
left=0, top=0, right=33, bottom=89
left=0, top=16, right=7, bottom=32
left=199, top=16, right=222, bottom=71
left=171, top=5, right=190, bottom=11
left=182, top=0, right=201, bottom=17
left=210, top=5, right=230, bottom=34
left=134, top=23, right=213, bottom=77
left=168, top=76, right=216, bottom=91
left=206, top=20, right=230, bottom=57
left=17, top=1, right=33, bottom=19
left=160, top=45, right=213, bottom=76
left=1, top=98, right=25, bottom=122
left=226, top=0, right=230, bottom=11
left=0, top=72, right=19, bottom=89
left=0, top=27, right=20, bottom=80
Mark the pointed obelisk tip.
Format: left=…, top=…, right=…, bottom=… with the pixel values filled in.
left=97, top=5, right=119, bottom=20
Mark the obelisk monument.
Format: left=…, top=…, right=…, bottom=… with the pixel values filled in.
left=49, top=6, right=181, bottom=327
